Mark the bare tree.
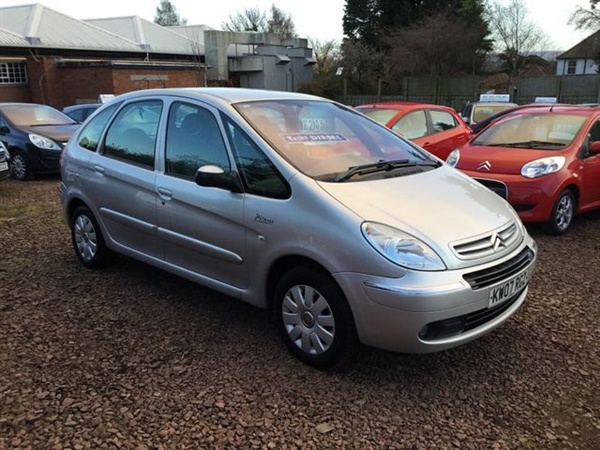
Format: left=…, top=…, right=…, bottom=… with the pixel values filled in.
left=309, top=39, right=341, bottom=75
left=340, top=40, right=392, bottom=88
left=267, top=5, right=297, bottom=38
left=222, top=5, right=296, bottom=37
left=222, top=7, right=266, bottom=32
left=487, top=0, right=548, bottom=88
left=154, top=0, right=186, bottom=26
left=569, top=0, right=600, bottom=31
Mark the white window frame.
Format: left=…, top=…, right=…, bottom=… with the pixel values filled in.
left=0, top=62, right=28, bottom=85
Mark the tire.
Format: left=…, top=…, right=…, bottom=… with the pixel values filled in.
left=544, top=189, right=576, bottom=235
left=274, top=266, right=359, bottom=369
left=10, top=150, right=33, bottom=181
left=70, top=206, right=113, bottom=268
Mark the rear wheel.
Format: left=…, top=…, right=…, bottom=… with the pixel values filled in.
left=544, top=189, right=575, bottom=235
left=70, top=206, right=113, bottom=268
left=274, top=266, right=359, bottom=369
left=10, top=150, right=32, bottom=181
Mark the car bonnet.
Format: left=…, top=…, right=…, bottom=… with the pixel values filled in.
left=316, top=164, right=519, bottom=267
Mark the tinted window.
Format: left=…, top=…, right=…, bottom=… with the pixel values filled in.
left=222, top=116, right=290, bottom=199
left=67, top=109, right=85, bottom=123
left=104, top=100, right=162, bottom=168
left=77, top=103, right=120, bottom=152
left=430, top=110, right=457, bottom=133
left=392, top=110, right=428, bottom=139
left=165, top=102, right=230, bottom=179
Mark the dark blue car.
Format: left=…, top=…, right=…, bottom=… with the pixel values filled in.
left=0, top=103, right=79, bottom=180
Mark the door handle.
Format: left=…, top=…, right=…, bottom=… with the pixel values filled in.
left=157, top=187, right=173, bottom=202
left=93, top=165, right=105, bottom=175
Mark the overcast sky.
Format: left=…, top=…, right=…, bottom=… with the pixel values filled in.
left=1, top=0, right=593, bottom=50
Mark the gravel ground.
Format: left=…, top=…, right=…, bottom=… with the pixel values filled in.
left=0, top=178, right=598, bottom=450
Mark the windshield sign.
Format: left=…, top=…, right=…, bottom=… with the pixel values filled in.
left=473, top=113, right=586, bottom=150
left=235, top=100, right=437, bottom=181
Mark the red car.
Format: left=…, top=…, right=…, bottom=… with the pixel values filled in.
left=447, top=105, right=600, bottom=234
left=355, top=102, right=473, bottom=160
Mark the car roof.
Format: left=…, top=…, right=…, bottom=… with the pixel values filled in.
left=355, top=102, right=456, bottom=112
left=503, top=104, right=599, bottom=116
left=112, top=88, right=324, bottom=105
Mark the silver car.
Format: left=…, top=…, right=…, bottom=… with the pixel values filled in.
left=59, top=88, right=537, bottom=369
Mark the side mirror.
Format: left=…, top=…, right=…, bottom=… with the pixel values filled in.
left=589, top=140, right=600, bottom=155
left=0, top=125, right=9, bottom=135
left=195, top=165, right=243, bottom=193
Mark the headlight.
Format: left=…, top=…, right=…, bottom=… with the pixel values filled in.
left=446, top=149, right=460, bottom=167
left=361, top=222, right=446, bottom=271
left=29, top=133, right=61, bottom=150
left=521, top=156, right=565, bottom=178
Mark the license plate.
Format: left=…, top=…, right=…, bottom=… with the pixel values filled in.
left=488, top=268, right=531, bottom=308
left=0, top=162, right=8, bottom=171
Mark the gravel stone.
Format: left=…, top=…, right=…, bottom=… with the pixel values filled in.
left=0, top=178, right=599, bottom=449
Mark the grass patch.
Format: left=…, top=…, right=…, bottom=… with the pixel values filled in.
left=0, top=203, right=56, bottom=223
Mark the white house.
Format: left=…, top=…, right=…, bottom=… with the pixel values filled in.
left=556, top=30, right=600, bottom=75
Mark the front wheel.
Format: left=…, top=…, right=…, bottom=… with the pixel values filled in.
left=70, top=206, right=113, bottom=268
left=10, top=150, right=32, bottom=181
left=544, top=189, right=575, bottom=235
left=274, top=266, right=359, bottom=369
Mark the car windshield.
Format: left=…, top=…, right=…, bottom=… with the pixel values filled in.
left=234, top=100, right=438, bottom=181
left=354, top=107, right=399, bottom=125
left=473, top=104, right=516, bottom=123
left=472, top=113, right=587, bottom=149
left=1, top=104, right=76, bottom=126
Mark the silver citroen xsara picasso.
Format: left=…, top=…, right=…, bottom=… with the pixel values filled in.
left=60, top=88, right=537, bottom=368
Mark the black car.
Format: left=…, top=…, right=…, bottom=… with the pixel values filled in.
left=62, top=103, right=101, bottom=123
left=0, top=103, right=80, bottom=180
left=0, top=140, right=10, bottom=181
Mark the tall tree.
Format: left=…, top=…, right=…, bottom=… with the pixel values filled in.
left=266, top=5, right=297, bottom=38
left=222, top=5, right=297, bottom=38
left=569, top=0, right=600, bottom=31
left=388, top=12, right=487, bottom=76
left=343, top=0, right=490, bottom=53
left=222, top=7, right=266, bottom=32
left=154, top=0, right=187, bottom=26
left=487, top=0, right=548, bottom=89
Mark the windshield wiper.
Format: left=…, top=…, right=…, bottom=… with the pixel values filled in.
left=483, top=140, right=565, bottom=148
left=335, top=159, right=439, bottom=182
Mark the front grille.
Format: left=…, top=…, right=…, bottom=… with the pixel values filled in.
left=420, top=290, right=523, bottom=340
left=452, top=221, right=520, bottom=260
left=463, top=247, right=534, bottom=290
left=475, top=178, right=508, bottom=199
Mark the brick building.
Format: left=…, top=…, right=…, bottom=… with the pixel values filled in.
left=0, top=3, right=315, bottom=109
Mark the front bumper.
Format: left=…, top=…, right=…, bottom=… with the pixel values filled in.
left=334, top=235, right=537, bottom=354
left=461, top=170, right=558, bottom=223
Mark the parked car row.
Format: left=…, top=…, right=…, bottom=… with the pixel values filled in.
left=353, top=98, right=600, bottom=235
left=0, top=103, right=80, bottom=180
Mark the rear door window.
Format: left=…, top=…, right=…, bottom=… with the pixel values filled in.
left=103, top=100, right=162, bottom=169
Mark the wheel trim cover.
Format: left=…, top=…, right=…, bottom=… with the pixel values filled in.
left=11, top=154, right=27, bottom=179
left=555, top=194, right=574, bottom=231
left=74, top=215, right=98, bottom=262
left=281, top=284, right=335, bottom=355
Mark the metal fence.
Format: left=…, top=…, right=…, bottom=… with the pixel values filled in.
left=343, top=74, right=600, bottom=108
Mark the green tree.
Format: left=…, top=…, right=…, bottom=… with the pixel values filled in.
left=343, top=0, right=491, bottom=53
left=154, top=0, right=186, bottom=26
